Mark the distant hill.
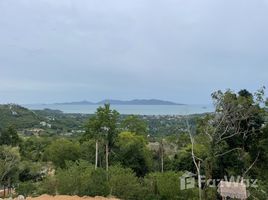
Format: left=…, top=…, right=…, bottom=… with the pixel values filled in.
left=0, top=104, right=43, bottom=129
left=96, top=99, right=183, bottom=105
left=54, top=100, right=95, bottom=105
left=0, top=105, right=88, bottom=132
left=53, top=99, right=183, bottom=105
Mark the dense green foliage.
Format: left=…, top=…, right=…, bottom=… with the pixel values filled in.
left=114, top=132, right=152, bottom=176
left=0, top=104, right=42, bottom=129
left=121, top=115, right=148, bottom=135
left=34, top=109, right=88, bottom=133
left=0, top=105, right=199, bottom=137
left=44, top=139, right=81, bottom=168
left=0, top=126, right=20, bottom=146
left=0, top=88, right=267, bottom=199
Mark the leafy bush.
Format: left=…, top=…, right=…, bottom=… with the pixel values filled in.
left=85, top=168, right=109, bottom=197
left=44, top=139, right=81, bottom=168
left=18, top=161, right=43, bottom=182
left=56, top=160, right=109, bottom=196
left=38, top=176, right=58, bottom=195
left=115, top=132, right=153, bottom=177
left=144, top=171, right=199, bottom=200
left=80, top=140, right=96, bottom=164
left=109, top=165, right=144, bottom=200
left=16, top=181, right=37, bottom=197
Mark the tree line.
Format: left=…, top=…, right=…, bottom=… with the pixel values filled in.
left=0, top=88, right=268, bottom=199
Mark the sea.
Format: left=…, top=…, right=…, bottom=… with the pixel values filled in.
left=24, top=104, right=214, bottom=115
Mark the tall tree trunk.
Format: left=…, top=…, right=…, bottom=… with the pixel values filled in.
left=160, top=140, right=164, bottom=173
left=186, top=118, right=202, bottom=200
left=106, top=142, right=109, bottom=172
left=95, top=140, right=98, bottom=170
left=197, top=161, right=202, bottom=200
left=8, top=177, right=11, bottom=196
left=105, top=142, right=109, bottom=181
left=161, top=153, right=164, bottom=173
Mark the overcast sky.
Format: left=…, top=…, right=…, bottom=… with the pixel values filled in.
left=0, top=0, right=267, bottom=104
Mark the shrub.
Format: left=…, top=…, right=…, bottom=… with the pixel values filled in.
left=143, top=171, right=199, bottom=200
left=56, top=160, right=109, bottom=196
left=16, top=181, right=36, bottom=197
left=44, top=139, right=80, bottom=168
left=109, top=165, right=144, bottom=200
left=38, top=176, right=58, bottom=195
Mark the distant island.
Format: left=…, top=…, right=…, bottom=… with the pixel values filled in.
left=54, top=100, right=95, bottom=105
left=54, top=99, right=184, bottom=105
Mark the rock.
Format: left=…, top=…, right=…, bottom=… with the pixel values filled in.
left=17, top=195, right=25, bottom=200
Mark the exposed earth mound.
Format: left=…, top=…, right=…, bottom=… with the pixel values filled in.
left=26, top=195, right=119, bottom=200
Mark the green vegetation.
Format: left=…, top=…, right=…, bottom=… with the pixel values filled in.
left=114, top=131, right=152, bottom=176
left=121, top=115, right=148, bottom=135
left=0, top=126, right=20, bottom=146
left=0, top=105, right=199, bottom=137
left=0, top=88, right=267, bottom=199
left=0, top=104, right=42, bottom=129
left=43, top=139, right=81, bottom=168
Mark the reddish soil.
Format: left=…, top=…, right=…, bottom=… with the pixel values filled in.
left=26, top=195, right=119, bottom=200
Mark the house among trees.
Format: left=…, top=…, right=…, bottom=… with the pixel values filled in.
left=218, top=181, right=248, bottom=200
left=23, top=128, right=44, bottom=136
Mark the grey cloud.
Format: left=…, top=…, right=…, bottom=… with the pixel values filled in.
left=0, top=0, right=267, bottom=104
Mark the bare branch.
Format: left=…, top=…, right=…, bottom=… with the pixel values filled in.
left=186, top=118, right=199, bottom=171
left=214, top=147, right=242, bottom=157
left=243, top=152, right=260, bottom=177
left=204, top=126, right=213, bottom=141
left=185, top=117, right=202, bottom=200
left=218, top=132, right=240, bottom=142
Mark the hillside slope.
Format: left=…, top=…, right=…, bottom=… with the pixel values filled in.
left=0, top=104, right=42, bottom=129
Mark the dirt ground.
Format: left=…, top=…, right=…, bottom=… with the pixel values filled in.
left=26, top=195, right=119, bottom=200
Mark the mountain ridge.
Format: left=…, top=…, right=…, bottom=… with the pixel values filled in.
left=53, top=99, right=184, bottom=105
